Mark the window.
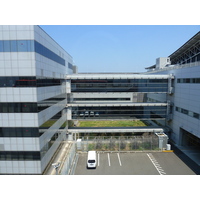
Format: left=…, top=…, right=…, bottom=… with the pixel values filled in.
left=3, top=41, right=11, bottom=51
left=0, top=103, right=38, bottom=113
left=176, top=106, right=200, bottom=120
left=0, top=40, right=65, bottom=65
left=17, top=40, right=28, bottom=51
left=0, top=151, right=41, bottom=161
left=193, top=112, right=199, bottom=119
left=181, top=108, right=188, bottom=115
left=196, top=78, right=200, bottom=83
left=0, top=76, right=65, bottom=87
left=0, top=127, right=40, bottom=137
left=188, top=111, right=193, bottom=117
left=71, top=79, right=168, bottom=93
left=177, top=78, right=200, bottom=84
left=34, top=41, right=65, bottom=66
left=10, top=40, right=17, bottom=51
left=0, top=41, right=3, bottom=51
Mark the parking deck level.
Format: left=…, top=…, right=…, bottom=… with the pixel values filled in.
left=74, top=152, right=196, bottom=175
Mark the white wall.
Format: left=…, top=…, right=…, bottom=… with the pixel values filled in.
left=148, top=64, right=200, bottom=144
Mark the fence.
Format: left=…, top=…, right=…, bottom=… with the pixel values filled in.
left=77, top=136, right=160, bottom=152
left=60, top=142, right=77, bottom=175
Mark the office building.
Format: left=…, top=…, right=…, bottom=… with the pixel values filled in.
left=145, top=31, right=200, bottom=165
left=0, top=25, right=73, bottom=174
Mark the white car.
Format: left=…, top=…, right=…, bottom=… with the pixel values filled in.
left=80, top=112, right=84, bottom=117
left=95, top=112, right=99, bottom=117
left=90, top=111, right=94, bottom=116
left=85, top=111, right=89, bottom=116
left=87, top=151, right=97, bottom=169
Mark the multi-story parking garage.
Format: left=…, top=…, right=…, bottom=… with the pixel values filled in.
left=66, top=73, right=174, bottom=141
left=66, top=74, right=174, bottom=120
left=0, top=26, right=199, bottom=174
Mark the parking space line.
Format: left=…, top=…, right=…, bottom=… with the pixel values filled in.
left=117, top=153, right=122, bottom=166
left=147, top=153, right=166, bottom=175
left=107, top=153, right=111, bottom=166
left=98, top=153, right=100, bottom=167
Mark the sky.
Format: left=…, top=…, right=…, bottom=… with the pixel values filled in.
left=40, top=25, right=200, bottom=73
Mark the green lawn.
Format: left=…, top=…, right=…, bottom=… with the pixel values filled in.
left=40, top=120, right=67, bottom=128
left=78, top=120, right=146, bottom=127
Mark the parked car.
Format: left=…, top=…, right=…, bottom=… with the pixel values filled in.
left=95, top=112, right=99, bottom=117
left=85, top=111, right=89, bottom=117
left=90, top=111, right=94, bottom=116
left=80, top=112, right=84, bottom=117
left=87, top=151, right=97, bottom=169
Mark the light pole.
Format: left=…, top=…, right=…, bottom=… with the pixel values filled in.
left=52, top=162, right=60, bottom=175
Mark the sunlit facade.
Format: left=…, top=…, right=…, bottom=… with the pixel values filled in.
left=0, top=25, right=73, bottom=174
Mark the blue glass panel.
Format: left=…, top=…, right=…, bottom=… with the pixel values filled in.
left=0, top=41, right=3, bottom=52
left=0, top=39, right=65, bottom=65
left=68, top=62, right=73, bottom=69
left=10, top=40, right=17, bottom=51
left=3, top=41, right=11, bottom=52
left=28, top=40, right=34, bottom=51
left=17, top=40, right=28, bottom=52
left=34, top=41, right=65, bottom=66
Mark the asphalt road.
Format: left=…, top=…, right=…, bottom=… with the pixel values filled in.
left=74, top=152, right=196, bottom=175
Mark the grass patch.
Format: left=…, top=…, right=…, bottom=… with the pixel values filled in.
left=40, top=120, right=67, bottom=128
left=78, top=120, right=146, bottom=127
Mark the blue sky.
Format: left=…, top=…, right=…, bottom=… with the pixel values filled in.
left=40, top=25, right=200, bottom=73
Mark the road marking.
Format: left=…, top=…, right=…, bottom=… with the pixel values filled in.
left=107, top=153, right=111, bottom=166
left=147, top=153, right=166, bottom=175
left=117, top=153, right=122, bottom=166
left=98, top=153, right=100, bottom=166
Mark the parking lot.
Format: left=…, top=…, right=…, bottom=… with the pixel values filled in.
left=74, top=152, right=196, bottom=175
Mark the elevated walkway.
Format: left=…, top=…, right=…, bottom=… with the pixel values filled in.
left=66, top=73, right=173, bottom=80
left=68, top=126, right=164, bottom=133
left=67, top=102, right=168, bottom=107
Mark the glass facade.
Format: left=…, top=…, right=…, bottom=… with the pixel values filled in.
left=0, top=103, right=38, bottom=113
left=0, top=40, right=34, bottom=52
left=68, top=62, right=73, bottom=69
left=177, top=78, right=200, bottom=84
left=71, top=79, right=168, bottom=92
left=0, top=127, right=40, bottom=137
left=34, top=41, right=65, bottom=66
left=0, top=76, right=65, bottom=87
left=176, top=106, right=200, bottom=119
left=0, top=151, right=41, bottom=161
left=0, top=102, right=56, bottom=113
left=0, top=40, right=66, bottom=66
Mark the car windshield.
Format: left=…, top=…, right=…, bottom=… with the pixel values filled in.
left=88, top=160, right=95, bottom=163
